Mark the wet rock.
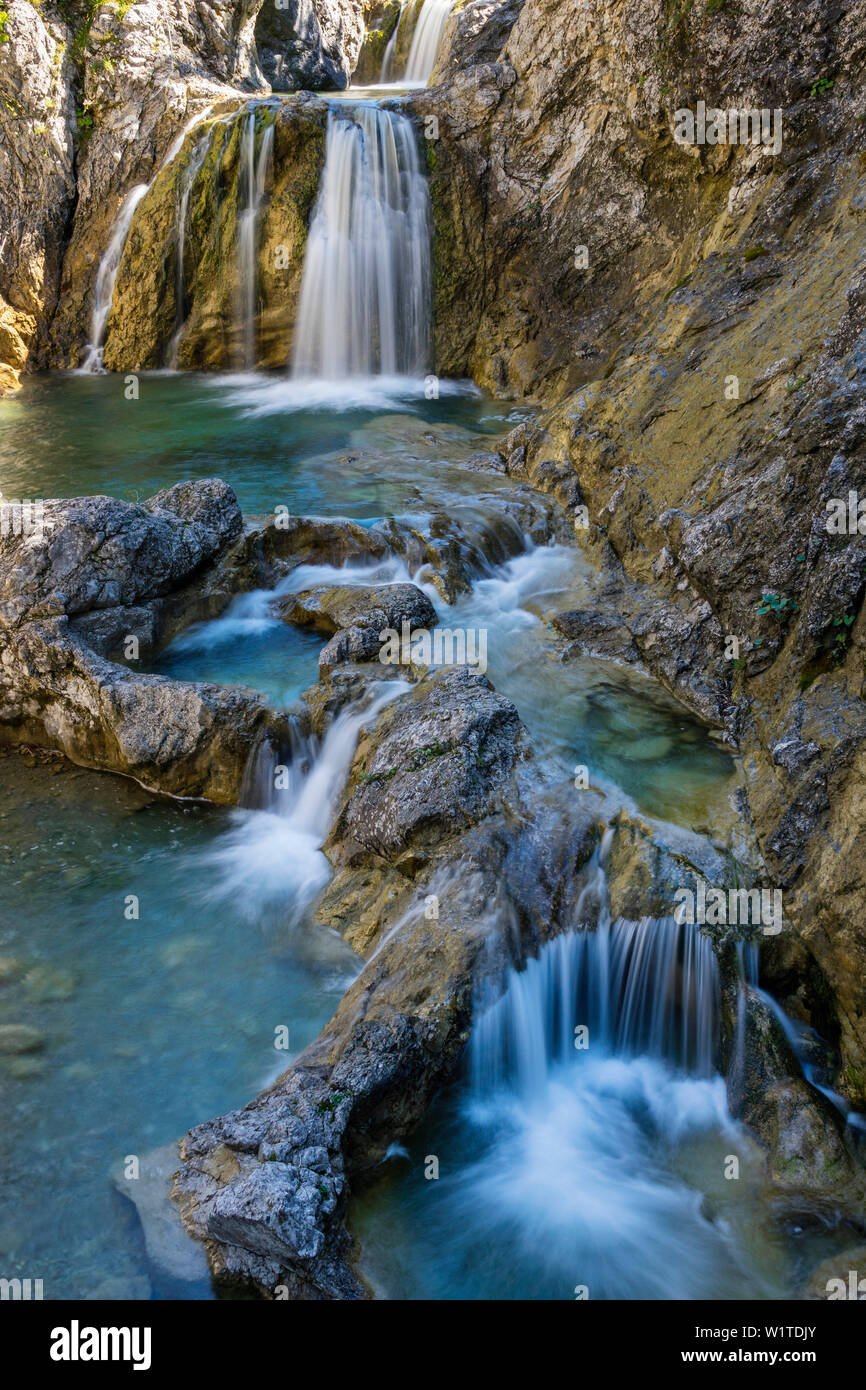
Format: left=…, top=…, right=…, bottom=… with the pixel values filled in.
left=101, top=98, right=328, bottom=371
left=0, top=480, right=269, bottom=800
left=277, top=582, right=437, bottom=639
left=553, top=609, right=639, bottom=664
left=462, top=451, right=508, bottom=474
left=725, top=987, right=861, bottom=1202
left=256, top=0, right=367, bottom=92
left=332, top=666, right=525, bottom=859
left=0, top=1024, right=44, bottom=1054
left=803, top=1247, right=866, bottom=1300
left=278, top=581, right=438, bottom=674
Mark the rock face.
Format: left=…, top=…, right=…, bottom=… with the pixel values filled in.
left=102, top=97, right=327, bottom=370
left=0, top=0, right=77, bottom=391
left=413, top=0, right=865, bottom=394
left=41, top=0, right=373, bottom=368
left=0, top=479, right=270, bottom=800
left=256, top=0, right=369, bottom=91
left=724, top=986, right=863, bottom=1208
left=401, top=0, right=866, bottom=1106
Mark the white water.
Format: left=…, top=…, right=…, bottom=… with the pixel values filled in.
left=237, top=112, right=275, bottom=370
left=398, top=902, right=777, bottom=1299
left=372, top=0, right=453, bottom=86
left=169, top=127, right=215, bottom=368
left=472, top=913, right=722, bottom=1095
left=203, top=680, right=409, bottom=922
left=378, top=14, right=402, bottom=82
left=404, top=0, right=454, bottom=83
left=80, top=185, right=150, bottom=371
left=81, top=104, right=216, bottom=372
left=291, top=106, right=431, bottom=380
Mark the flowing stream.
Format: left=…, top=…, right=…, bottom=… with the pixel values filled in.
left=2, top=68, right=860, bottom=1303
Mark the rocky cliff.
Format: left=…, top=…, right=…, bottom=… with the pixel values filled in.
left=407, top=0, right=866, bottom=1102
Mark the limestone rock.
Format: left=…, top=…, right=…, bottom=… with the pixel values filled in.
left=0, top=0, right=76, bottom=387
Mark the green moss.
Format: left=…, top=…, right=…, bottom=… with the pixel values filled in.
left=743, top=245, right=769, bottom=262
left=314, top=1090, right=348, bottom=1114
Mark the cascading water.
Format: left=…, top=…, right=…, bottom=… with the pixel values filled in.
left=168, top=127, right=215, bottom=369
left=237, top=109, right=275, bottom=371
left=80, top=105, right=215, bottom=372
left=80, top=185, right=150, bottom=371
left=373, top=0, right=454, bottom=86
left=291, top=105, right=431, bottom=380
left=378, top=16, right=402, bottom=83
left=471, top=915, right=721, bottom=1098
left=204, top=680, right=409, bottom=922
left=403, top=0, right=454, bottom=83
left=354, top=841, right=783, bottom=1299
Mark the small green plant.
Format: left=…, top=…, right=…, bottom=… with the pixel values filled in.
left=315, top=1090, right=347, bottom=1115
left=828, top=611, right=856, bottom=658
left=0, top=10, right=11, bottom=43
left=743, top=245, right=769, bottom=262
left=809, top=76, right=834, bottom=98
left=76, top=105, right=93, bottom=133
left=705, top=0, right=729, bottom=12
left=754, top=592, right=799, bottom=622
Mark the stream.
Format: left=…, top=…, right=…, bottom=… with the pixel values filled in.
left=1, top=40, right=860, bottom=1304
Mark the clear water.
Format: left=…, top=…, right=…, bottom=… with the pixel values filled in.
left=0, top=371, right=779, bottom=1303
left=146, top=591, right=322, bottom=709
left=0, top=751, right=358, bottom=1299
left=0, top=372, right=525, bottom=517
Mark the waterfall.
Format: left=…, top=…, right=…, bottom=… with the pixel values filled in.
left=373, top=0, right=453, bottom=86
left=80, top=104, right=213, bottom=372
left=80, top=185, right=150, bottom=371
left=404, top=0, right=453, bottom=83
left=204, top=680, right=409, bottom=921
left=378, top=13, right=402, bottom=82
left=168, top=128, right=214, bottom=369
left=472, top=915, right=721, bottom=1097
left=411, top=903, right=768, bottom=1300
left=237, top=110, right=275, bottom=371
left=291, top=105, right=431, bottom=381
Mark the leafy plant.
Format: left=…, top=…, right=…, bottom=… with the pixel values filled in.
left=754, top=592, right=799, bottom=622
left=809, top=76, right=834, bottom=98
left=828, top=611, right=856, bottom=658
left=0, top=10, right=10, bottom=43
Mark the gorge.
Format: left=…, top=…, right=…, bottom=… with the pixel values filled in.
left=1, top=0, right=865, bottom=1311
